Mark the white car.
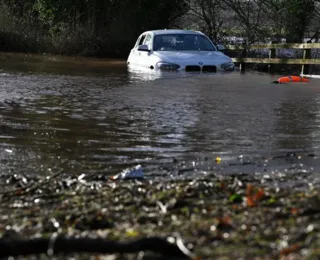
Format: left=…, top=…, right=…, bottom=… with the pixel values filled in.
left=127, top=29, right=235, bottom=72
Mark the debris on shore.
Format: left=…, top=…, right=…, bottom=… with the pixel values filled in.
left=0, top=156, right=319, bottom=259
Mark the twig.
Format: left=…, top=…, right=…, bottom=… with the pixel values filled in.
left=0, top=235, right=193, bottom=259
left=0, top=169, right=64, bottom=196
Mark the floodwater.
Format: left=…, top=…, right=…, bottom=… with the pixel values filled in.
left=1, top=52, right=320, bottom=178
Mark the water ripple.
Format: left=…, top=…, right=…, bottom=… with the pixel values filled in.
left=1, top=57, right=320, bottom=177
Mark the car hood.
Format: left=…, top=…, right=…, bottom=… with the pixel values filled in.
left=152, top=51, right=232, bottom=63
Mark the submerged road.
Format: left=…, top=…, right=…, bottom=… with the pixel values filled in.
left=1, top=53, right=320, bottom=179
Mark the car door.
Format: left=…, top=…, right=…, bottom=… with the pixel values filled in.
left=129, top=34, right=147, bottom=66
left=140, top=34, right=153, bottom=68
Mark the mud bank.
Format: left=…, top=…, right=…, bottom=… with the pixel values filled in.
left=0, top=155, right=319, bottom=259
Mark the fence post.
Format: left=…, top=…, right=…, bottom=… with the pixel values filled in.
left=301, top=42, right=311, bottom=75
left=240, top=45, right=247, bottom=72
left=268, top=44, right=276, bottom=73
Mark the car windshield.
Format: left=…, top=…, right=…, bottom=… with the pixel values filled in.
left=153, top=34, right=216, bottom=51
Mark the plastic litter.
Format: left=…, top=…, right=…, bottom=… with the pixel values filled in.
left=111, top=165, right=144, bottom=180
left=215, top=157, right=222, bottom=164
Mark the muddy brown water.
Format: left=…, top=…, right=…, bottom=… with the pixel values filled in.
left=1, top=52, right=320, bottom=179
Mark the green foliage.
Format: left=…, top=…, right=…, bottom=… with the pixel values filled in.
left=0, top=0, right=188, bottom=57
left=33, top=0, right=56, bottom=27
left=229, top=193, right=243, bottom=203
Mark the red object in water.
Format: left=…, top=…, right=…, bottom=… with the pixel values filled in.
left=273, top=76, right=310, bottom=84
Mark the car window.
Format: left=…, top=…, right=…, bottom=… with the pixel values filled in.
left=153, top=34, right=216, bottom=51
left=135, top=34, right=147, bottom=47
left=138, top=35, right=146, bottom=46
left=144, top=34, right=152, bottom=46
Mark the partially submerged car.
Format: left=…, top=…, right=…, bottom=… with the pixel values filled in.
left=127, top=29, right=235, bottom=72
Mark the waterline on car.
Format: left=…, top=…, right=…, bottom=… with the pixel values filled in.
left=127, top=29, right=235, bottom=73
left=127, top=64, right=236, bottom=82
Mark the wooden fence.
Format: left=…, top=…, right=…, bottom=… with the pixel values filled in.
left=226, top=43, right=320, bottom=75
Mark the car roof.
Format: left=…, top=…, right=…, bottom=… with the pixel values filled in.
left=143, top=29, right=204, bottom=36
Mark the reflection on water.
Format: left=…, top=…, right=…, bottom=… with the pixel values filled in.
left=127, top=64, right=211, bottom=83
left=1, top=52, right=320, bottom=177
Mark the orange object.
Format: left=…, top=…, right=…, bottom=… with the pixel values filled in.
left=280, top=243, right=301, bottom=256
left=273, top=75, right=310, bottom=84
left=246, top=183, right=264, bottom=207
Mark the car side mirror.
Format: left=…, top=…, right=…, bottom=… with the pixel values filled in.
left=216, top=44, right=226, bottom=52
left=138, top=44, right=150, bottom=52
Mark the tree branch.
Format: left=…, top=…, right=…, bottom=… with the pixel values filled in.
left=0, top=235, right=193, bottom=259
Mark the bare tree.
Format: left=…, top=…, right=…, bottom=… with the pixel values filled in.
left=220, top=0, right=318, bottom=43
left=182, top=0, right=237, bottom=43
